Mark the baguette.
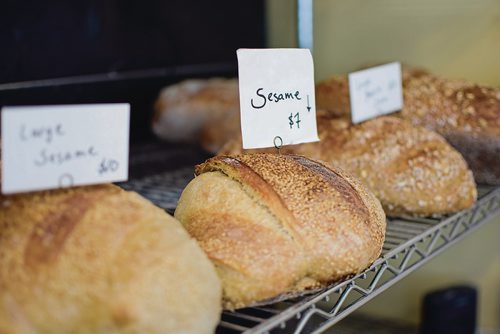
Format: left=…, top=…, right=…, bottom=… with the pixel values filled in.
left=219, top=114, right=477, bottom=217
left=0, top=184, right=221, bottom=334
left=175, top=153, right=386, bottom=309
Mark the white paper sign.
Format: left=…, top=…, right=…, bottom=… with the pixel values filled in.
left=237, top=48, right=319, bottom=149
left=1, top=104, right=130, bottom=194
left=348, top=62, right=403, bottom=124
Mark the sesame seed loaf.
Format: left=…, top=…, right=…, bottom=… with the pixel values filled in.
left=219, top=114, right=477, bottom=217
left=401, top=68, right=500, bottom=185
left=175, top=153, right=386, bottom=309
left=315, top=68, right=500, bottom=184
left=0, top=184, right=221, bottom=334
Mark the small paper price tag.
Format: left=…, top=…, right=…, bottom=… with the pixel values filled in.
left=237, top=48, right=319, bottom=149
left=1, top=104, right=130, bottom=194
left=348, top=62, right=403, bottom=124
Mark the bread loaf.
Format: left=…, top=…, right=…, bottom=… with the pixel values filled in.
left=152, top=78, right=239, bottom=150
left=0, top=184, right=221, bottom=334
left=220, top=115, right=477, bottom=217
left=316, top=68, right=500, bottom=184
left=401, top=68, right=500, bottom=184
left=175, top=154, right=386, bottom=309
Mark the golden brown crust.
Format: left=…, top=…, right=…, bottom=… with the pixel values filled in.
left=199, top=109, right=241, bottom=153
left=315, top=68, right=500, bottom=184
left=23, top=188, right=108, bottom=268
left=0, top=184, right=221, bottom=333
left=401, top=68, right=500, bottom=184
left=195, top=156, right=303, bottom=244
left=175, top=171, right=306, bottom=309
left=219, top=116, right=477, bottom=217
left=401, top=68, right=500, bottom=137
left=175, top=153, right=386, bottom=309
left=315, top=75, right=351, bottom=118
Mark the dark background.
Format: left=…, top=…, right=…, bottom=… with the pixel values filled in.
left=0, top=1, right=266, bottom=142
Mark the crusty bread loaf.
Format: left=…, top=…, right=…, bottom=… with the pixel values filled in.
left=175, top=154, right=386, bottom=309
left=0, top=184, right=221, bottom=334
left=220, top=115, right=477, bottom=217
left=315, top=68, right=500, bottom=184
left=401, top=68, right=500, bottom=184
left=152, top=78, right=239, bottom=149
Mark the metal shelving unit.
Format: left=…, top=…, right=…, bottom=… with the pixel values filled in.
left=121, top=153, right=500, bottom=334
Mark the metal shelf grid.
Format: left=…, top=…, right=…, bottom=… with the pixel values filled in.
left=121, top=167, right=500, bottom=334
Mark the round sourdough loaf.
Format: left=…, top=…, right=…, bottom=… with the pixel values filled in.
left=175, top=154, right=386, bottom=309
left=0, top=184, right=221, bottom=334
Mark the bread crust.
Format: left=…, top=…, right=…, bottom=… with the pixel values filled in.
left=315, top=68, right=500, bottom=184
left=175, top=154, right=386, bottom=309
left=315, top=74, right=351, bottom=118
left=0, top=184, right=221, bottom=333
left=219, top=115, right=477, bottom=217
left=401, top=68, right=500, bottom=184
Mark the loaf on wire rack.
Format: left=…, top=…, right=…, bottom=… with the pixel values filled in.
left=175, top=153, right=386, bottom=309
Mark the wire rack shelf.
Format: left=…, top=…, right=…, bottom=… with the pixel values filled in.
left=121, top=167, right=499, bottom=334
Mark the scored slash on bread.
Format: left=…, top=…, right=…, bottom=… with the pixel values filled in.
left=175, top=153, right=386, bottom=309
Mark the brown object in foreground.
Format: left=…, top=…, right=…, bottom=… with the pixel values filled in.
left=152, top=78, right=239, bottom=151
left=175, top=154, right=386, bottom=309
left=220, top=115, right=477, bottom=217
left=315, top=68, right=500, bottom=184
left=0, top=184, right=221, bottom=334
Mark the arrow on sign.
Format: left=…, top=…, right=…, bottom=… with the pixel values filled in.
left=306, top=95, right=311, bottom=112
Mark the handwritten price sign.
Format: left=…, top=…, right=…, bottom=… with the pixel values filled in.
left=348, top=62, right=403, bottom=124
left=1, top=104, right=130, bottom=194
left=98, top=158, right=120, bottom=175
left=289, top=112, right=301, bottom=129
left=237, top=48, right=319, bottom=149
